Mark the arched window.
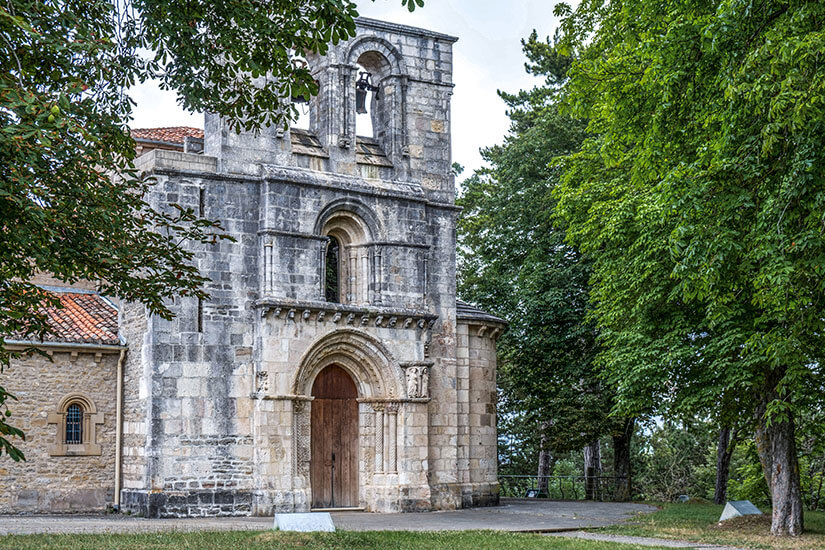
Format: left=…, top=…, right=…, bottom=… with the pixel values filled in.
left=65, top=403, right=83, bottom=444
left=320, top=209, right=372, bottom=305
left=47, top=393, right=103, bottom=456
left=325, top=236, right=341, bottom=303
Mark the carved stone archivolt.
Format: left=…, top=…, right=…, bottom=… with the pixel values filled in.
left=292, top=328, right=403, bottom=399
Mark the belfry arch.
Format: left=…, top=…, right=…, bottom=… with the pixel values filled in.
left=345, top=37, right=409, bottom=161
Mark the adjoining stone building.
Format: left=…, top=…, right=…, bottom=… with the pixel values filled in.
left=0, top=284, right=126, bottom=513
left=0, top=17, right=505, bottom=517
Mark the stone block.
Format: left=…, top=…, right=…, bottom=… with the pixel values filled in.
left=274, top=512, right=335, bottom=532
left=719, top=500, right=763, bottom=522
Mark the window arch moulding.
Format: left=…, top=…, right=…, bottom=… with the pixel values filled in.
left=47, top=393, right=104, bottom=456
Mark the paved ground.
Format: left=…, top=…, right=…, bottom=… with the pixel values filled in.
left=0, top=499, right=657, bottom=535
left=547, top=531, right=747, bottom=550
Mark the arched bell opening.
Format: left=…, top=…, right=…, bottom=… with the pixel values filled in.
left=353, top=49, right=402, bottom=162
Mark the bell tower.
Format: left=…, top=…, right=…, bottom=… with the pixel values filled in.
left=204, top=17, right=458, bottom=202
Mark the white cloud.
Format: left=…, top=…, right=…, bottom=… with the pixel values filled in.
left=129, top=1, right=569, bottom=176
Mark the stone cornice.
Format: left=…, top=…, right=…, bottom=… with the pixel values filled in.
left=5, top=339, right=127, bottom=354
left=256, top=298, right=438, bottom=329
left=355, top=16, right=459, bottom=43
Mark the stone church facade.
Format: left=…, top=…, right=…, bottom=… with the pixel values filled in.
left=1, top=17, right=505, bottom=517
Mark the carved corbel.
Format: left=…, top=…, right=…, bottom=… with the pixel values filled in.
left=360, top=315, right=369, bottom=326
left=256, top=371, right=270, bottom=395
left=317, top=311, right=326, bottom=322
left=332, top=312, right=342, bottom=323
left=287, top=309, right=296, bottom=321
left=346, top=313, right=355, bottom=324
left=477, top=325, right=489, bottom=338
left=302, top=309, right=311, bottom=321
left=374, top=315, right=384, bottom=327
left=388, top=316, right=397, bottom=328
left=404, top=318, right=414, bottom=329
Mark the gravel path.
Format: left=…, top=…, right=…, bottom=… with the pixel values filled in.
left=0, top=499, right=657, bottom=535
left=546, top=531, right=748, bottom=549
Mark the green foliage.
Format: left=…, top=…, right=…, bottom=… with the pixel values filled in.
left=555, top=0, right=825, bottom=421
left=728, top=438, right=771, bottom=506
left=553, top=3, right=825, bottom=528
left=0, top=0, right=421, bottom=460
left=633, top=420, right=714, bottom=503
left=458, top=31, right=617, bottom=463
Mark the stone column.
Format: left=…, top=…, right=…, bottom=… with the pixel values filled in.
left=373, top=246, right=383, bottom=305
left=263, top=243, right=273, bottom=294
left=348, top=248, right=357, bottom=303
left=360, top=248, right=369, bottom=305
left=374, top=405, right=384, bottom=474
left=387, top=404, right=398, bottom=474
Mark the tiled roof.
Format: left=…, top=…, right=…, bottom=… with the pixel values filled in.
left=39, top=291, right=120, bottom=346
left=456, top=299, right=507, bottom=325
left=131, top=126, right=203, bottom=145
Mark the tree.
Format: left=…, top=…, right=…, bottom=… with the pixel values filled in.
left=554, top=0, right=825, bottom=535
left=0, top=0, right=422, bottom=461
left=457, top=32, right=630, bottom=495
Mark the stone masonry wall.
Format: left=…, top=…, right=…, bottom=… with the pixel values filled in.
left=121, top=154, right=260, bottom=517
left=0, top=351, right=119, bottom=513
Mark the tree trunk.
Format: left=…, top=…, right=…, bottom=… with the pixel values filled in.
left=537, top=423, right=553, bottom=496
left=613, top=418, right=634, bottom=502
left=714, top=426, right=739, bottom=505
left=755, top=392, right=804, bottom=536
left=584, top=439, right=601, bottom=500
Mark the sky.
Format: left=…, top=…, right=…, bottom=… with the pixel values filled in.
left=129, top=1, right=570, bottom=177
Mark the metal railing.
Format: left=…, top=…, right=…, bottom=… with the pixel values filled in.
left=498, top=474, right=628, bottom=501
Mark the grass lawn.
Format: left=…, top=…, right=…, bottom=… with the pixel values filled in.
left=1, top=530, right=673, bottom=550
left=595, top=502, right=825, bottom=550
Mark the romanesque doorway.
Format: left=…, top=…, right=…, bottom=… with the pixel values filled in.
left=310, top=365, right=359, bottom=508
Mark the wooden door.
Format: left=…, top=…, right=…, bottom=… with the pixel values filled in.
left=310, top=365, right=359, bottom=508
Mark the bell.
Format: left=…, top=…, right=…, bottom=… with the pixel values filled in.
left=356, top=88, right=368, bottom=114
left=355, top=71, right=379, bottom=115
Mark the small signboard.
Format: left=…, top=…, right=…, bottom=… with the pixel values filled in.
left=274, top=512, right=336, bottom=532
left=719, top=500, right=763, bottom=522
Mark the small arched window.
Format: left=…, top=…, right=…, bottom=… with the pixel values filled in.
left=325, top=236, right=341, bottom=303
left=320, top=208, right=372, bottom=305
left=65, top=403, right=83, bottom=444
left=48, top=393, right=103, bottom=456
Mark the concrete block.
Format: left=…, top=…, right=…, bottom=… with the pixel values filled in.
left=274, top=512, right=335, bottom=532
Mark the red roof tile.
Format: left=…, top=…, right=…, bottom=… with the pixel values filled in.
left=38, top=292, right=120, bottom=346
left=131, top=126, right=203, bottom=145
